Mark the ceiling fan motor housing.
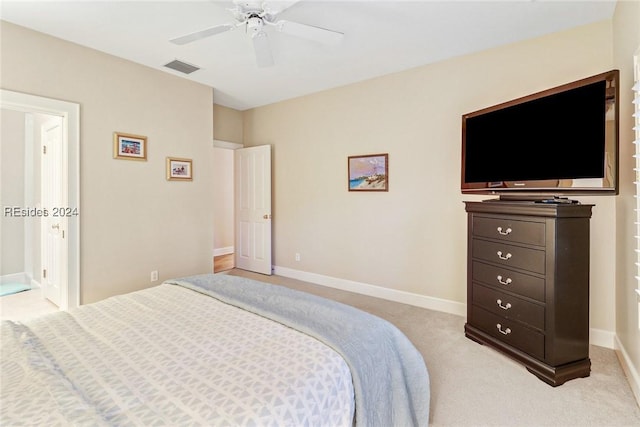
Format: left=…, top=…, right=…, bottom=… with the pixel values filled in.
left=246, top=15, right=264, bottom=33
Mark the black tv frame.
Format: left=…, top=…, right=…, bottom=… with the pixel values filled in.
left=461, top=70, right=620, bottom=197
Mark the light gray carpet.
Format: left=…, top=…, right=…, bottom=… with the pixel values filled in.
left=228, top=269, right=640, bottom=426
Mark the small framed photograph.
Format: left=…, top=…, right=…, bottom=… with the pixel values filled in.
left=348, top=153, right=388, bottom=191
left=113, top=132, right=147, bottom=160
left=166, top=157, right=193, bottom=181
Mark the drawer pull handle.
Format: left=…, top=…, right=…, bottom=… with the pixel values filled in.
left=497, top=226, right=512, bottom=236
left=496, top=251, right=512, bottom=260
left=496, top=275, right=512, bottom=285
left=496, top=299, right=512, bottom=310
left=496, top=323, right=512, bottom=335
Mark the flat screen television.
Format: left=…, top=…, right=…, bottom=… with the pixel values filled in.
left=461, top=70, right=619, bottom=197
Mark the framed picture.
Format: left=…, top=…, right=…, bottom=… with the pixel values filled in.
left=113, top=132, right=147, bottom=160
left=166, top=157, right=193, bottom=181
left=348, top=153, right=388, bottom=192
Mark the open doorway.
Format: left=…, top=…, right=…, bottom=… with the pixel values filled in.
left=1, top=110, right=58, bottom=302
left=0, top=90, right=80, bottom=312
left=213, top=140, right=241, bottom=273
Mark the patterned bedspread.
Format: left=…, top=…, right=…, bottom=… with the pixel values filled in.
left=1, top=283, right=355, bottom=426
left=172, top=274, right=430, bottom=427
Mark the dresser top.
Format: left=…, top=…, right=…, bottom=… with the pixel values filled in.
left=464, top=200, right=594, bottom=218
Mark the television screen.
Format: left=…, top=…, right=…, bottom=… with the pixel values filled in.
left=461, top=70, right=619, bottom=195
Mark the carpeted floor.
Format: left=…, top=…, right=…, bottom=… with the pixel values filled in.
left=228, top=269, right=640, bottom=426
left=0, top=289, right=58, bottom=321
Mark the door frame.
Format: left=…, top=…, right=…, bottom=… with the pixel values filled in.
left=1, top=89, right=80, bottom=310
left=213, top=140, right=273, bottom=275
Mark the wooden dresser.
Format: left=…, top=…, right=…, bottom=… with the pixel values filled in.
left=464, top=200, right=593, bottom=386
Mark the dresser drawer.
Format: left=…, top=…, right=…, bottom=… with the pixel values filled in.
left=471, top=305, right=544, bottom=360
left=472, top=283, right=545, bottom=330
left=472, top=261, right=545, bottom=302
left=473, top=216, right=545, bottom=246
left=472, top=239, right=546, bottom=274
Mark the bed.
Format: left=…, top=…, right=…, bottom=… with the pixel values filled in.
left=1, top=273, right=430, bottom=426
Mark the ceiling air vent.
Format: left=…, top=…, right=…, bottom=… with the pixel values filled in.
left=164, top=59, right=200, bottom=75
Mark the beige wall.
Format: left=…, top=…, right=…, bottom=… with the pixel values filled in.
left=613, top=0, right=640, bottom=401
left=1, top=21, right=215, bottom=303
left=213, top=104, right=243, bottom=143
left=243, top=20, right=617, bottom=331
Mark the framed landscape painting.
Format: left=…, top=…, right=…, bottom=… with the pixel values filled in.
left=348, top=153, right=388, bottom=192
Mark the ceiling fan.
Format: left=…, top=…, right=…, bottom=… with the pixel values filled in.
left=170, top=0, right=344, bottom=67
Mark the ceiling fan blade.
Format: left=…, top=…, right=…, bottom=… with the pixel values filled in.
left=252, top=31, right=274, bottom=67
left=262, top=0, right=302, bottom=16
left=276, top=20, right=343, bottom=45
left=170, top=23, right=235, bottom=45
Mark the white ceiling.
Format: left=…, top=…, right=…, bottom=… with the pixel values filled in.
left=1, top=0, right=617, bottom=111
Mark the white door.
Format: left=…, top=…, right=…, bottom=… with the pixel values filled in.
left=41, top=117, right=66, bottom=307
left=234, top=145, right=272, bottom=275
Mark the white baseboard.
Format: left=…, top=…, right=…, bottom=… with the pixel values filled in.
left=590, top=327, right=616, bottom=349
left=614, top=335, right=640, bottom=408
left=273, top=266, right=467, bottom=317
left=0, top=272, right=30, bottom=285
left=214, top=246, right=234, bottom=257
left=273, top=265, right=616, bottom=350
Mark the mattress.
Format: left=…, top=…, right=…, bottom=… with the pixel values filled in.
left=1, top=283, right=355, bottom=426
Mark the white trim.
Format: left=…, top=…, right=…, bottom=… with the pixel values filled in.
left=213, top=139, right=243, bottom=150
left=0, top=272, right=30, bottom=285
left=273, top=265, right=467, bottom=317
left=634, top=47, right=640, bottom=296
left=590, top=327, right=616, bottom=349
left=214, top=246, right=234, bottom=256
left=615, top=335, right=640, bottom=408
left=1, top=89, right=80, bottom=310
left=24, top=114, right=34, bottom=282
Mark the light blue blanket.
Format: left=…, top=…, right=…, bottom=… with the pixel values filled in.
left=167, top=273, right=430, bottom=427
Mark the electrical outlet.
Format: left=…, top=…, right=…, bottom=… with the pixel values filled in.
left=295, top=253, right=301, bottom=261
left=151, top=270, right=159, bottom=282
